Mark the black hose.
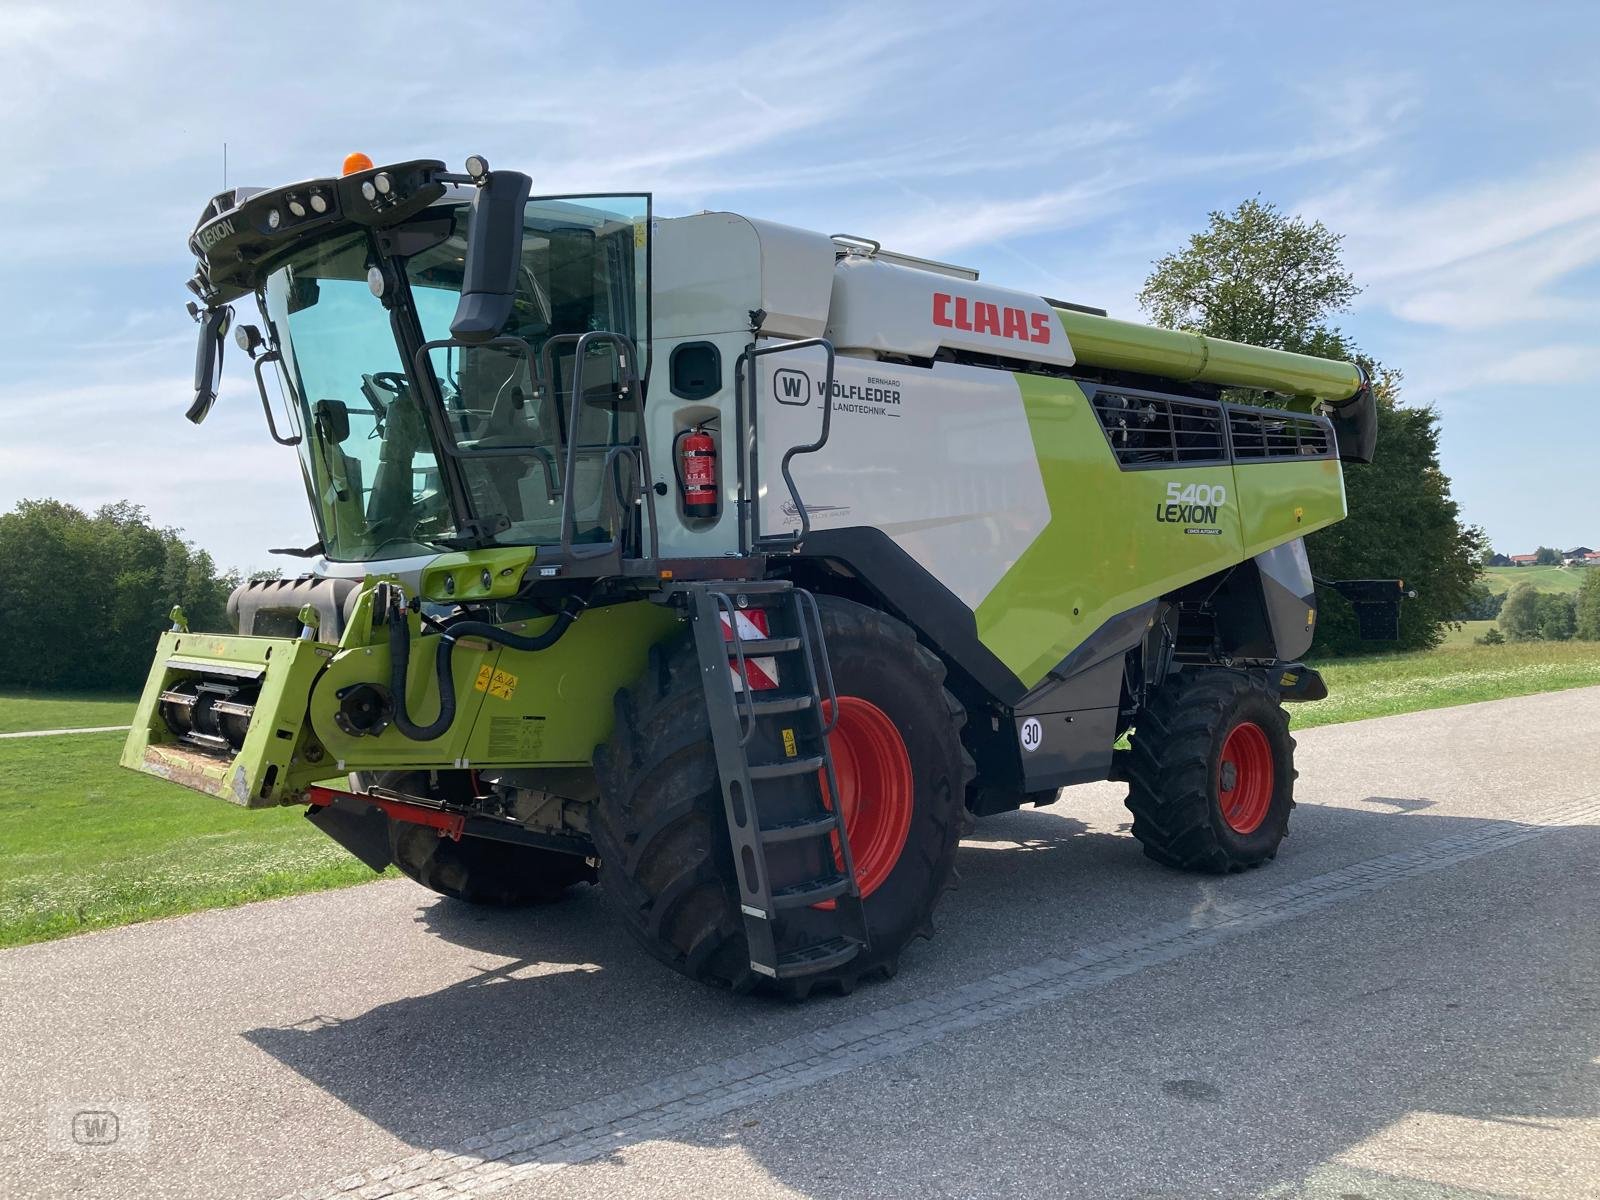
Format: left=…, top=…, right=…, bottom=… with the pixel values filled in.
left=387, top=598, right=578, bottom=742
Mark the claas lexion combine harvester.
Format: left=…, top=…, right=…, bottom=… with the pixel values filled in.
left=124, top=152, right=1402, bottom=996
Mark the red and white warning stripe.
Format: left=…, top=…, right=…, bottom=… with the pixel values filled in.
left=720, top=609, right=779, bottom=691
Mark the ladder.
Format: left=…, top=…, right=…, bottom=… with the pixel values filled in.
left=683, top=581, right=869, bottom=980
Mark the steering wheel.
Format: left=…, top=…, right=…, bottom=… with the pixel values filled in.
left=360, top=372, right=410, bottom=438
left=363, top=371, right=408, bottom=400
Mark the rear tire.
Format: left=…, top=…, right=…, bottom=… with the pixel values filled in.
left=1124, top=669, right=1296, bottom=873
left=592, top=595, right=972, bottom=995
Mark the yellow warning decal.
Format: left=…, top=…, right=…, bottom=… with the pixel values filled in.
left=781, top=728, right=797, bottom=758
left=473, top=665, right=519, bottom=700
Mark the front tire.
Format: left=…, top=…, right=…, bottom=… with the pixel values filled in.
left=592, top=595, right=972, bottom=995
left=388, top=823, right=595, bottom=905
left=376, top=770, right=595, bottom=905
left=1124, top=669, right=1296, bottom=873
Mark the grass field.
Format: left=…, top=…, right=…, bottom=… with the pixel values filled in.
left=6, top=634, right=1600, bottom=949
left=1481, top=564, right=1590, bottom=595
left=1293, top=637, right=1600, bottom=729
left=0, top=732, right=378, bottom=948
left=0, top=688, right=139, bottom=734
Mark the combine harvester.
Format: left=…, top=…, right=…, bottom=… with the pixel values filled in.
left=125, top=154, right=1399, bottom=995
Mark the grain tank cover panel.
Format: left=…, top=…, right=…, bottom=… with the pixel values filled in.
left=826, top=256, right=1076, bottom=367
left=651, top=213, right=836, bottom=340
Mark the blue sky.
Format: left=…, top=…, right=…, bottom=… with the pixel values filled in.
left=3, top=0, right=1597, bottom=568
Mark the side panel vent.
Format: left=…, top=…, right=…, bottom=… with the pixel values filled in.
left=1228, top=407, right=1335, bottom=460
left=1090, top=390, right=1227, bottom=467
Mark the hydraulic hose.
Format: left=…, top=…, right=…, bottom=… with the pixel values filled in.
left=387, top=596, right=578, bottom=741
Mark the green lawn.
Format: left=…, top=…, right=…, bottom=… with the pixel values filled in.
left=0, top=731, right=380, bottom=948
left=7, top=635, right=1600, bottom=949
left=1481, top=564, right=1590, bottom=595
left=1293, top=638, right=1600, bottom=729
left=0, top=688, right=139, bottom=734
left=1438, top=619, right=1494, bottom=647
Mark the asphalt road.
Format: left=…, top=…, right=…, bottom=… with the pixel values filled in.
left=3, top=688, right=1598, bottom=1200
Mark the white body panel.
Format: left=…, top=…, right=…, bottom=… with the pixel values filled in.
left=752, top=344, right=1048, bottom=610
left=826, top=255, right=1075, bottom=368
left=652, top=213, right=836, bottom=340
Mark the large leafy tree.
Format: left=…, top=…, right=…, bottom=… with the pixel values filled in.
left=0, top=500, right=237, bottom=691
left=1139, top=199, right=1485, bottom=654
left=1577, top=569, right=1600, bottom=641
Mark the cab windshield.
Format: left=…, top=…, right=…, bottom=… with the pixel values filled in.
left=261, top=195, right=650, bottom=561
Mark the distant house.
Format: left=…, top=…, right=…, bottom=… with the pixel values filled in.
left=1487, top=553, right=1512, bottom=567
left=1509, top=553, right=1539, bottom=566
left=1564, top=546, right=1596, bottom=565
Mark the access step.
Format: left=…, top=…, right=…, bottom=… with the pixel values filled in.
left=747, top=693, right=814, bottom=716
left=759, top=813, right=841, bottom=844
left=772, top=872, right=851, bottom=908
left=747, top=755, right=825, bottom=781
left=776, top=936, right=861, bottom=978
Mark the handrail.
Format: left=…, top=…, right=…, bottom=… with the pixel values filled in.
left=253, top=349, right=301, bottom=447
left=411, top=336, right=560, bottom=498
left=538, top=330, right=654, bottom=561
left=412, top=330, right=657, bottom=562
left=735, top=337, right=835, bottom=547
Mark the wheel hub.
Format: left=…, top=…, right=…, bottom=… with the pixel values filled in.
left=1217, top=720, right=1274, bottom=835
left=819, top=696, right=914, bottom=899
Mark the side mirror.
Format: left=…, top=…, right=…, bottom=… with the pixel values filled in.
left=450, top=169, right=532, bottom=344
left=186, top=305, right=231, bottom=424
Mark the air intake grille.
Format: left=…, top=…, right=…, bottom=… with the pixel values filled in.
left=1228, top=407, right=1334, bottom=460
left=1090, top=391, right=1227, bottom=467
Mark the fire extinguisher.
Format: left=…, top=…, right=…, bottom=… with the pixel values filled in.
left=675, top=425, right=719, bottom=519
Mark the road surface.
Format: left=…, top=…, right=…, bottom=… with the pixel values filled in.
left=3, top=688, right=1597, bottom=1199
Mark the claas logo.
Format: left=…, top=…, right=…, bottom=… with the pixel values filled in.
left=933, top=292, right=1052, bottom=344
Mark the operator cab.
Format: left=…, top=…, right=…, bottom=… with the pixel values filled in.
left=185, top=157, right=653, bottom=569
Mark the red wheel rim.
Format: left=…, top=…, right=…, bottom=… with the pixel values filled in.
left=817, top=696, right=914, bottom=901
left=1217, top=721, right=1275, bottom=834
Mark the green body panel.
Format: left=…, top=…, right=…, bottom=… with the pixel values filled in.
left=975, top=374, right=1347, bottom=690
left=307, top=609, right=500, bottom=770
left=460, top=601, right=682, bottom=766
left=305, top=598, right=681, bottom=770
left=418, top=547, right=537, bottom=604
left=975, top=376, right=1242, bottom=689
left=1054, top=309, right=1363, bottom=402
left=1233, top=457, right=1347, bottom=557
left=122, top=569, right=683, bottom=803
left=120, top=631, right=335, bottom=807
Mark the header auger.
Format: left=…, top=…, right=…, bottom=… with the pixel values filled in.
left=124, top=153, right=1397, bottom=996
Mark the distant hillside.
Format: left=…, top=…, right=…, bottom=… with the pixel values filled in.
left=1482, top=565, right=1589, bottom=595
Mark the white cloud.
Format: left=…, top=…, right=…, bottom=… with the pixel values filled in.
left=1304, top=153, right=1600, bottom=330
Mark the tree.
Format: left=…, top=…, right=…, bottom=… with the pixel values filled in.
left=1139, top=199, right=1359, bottom=353
left=1536, top=592, right=1576, bottom=641
left=1534, top=546, right=1562, bottom=566
left=0, top=500, right=236, bottom=691
left=1498, top=583, right=1542, bottom=641
left=1476, top=626, right=1506, bottom=645
left=1455, top=579, right=1504, bottom=622
left=1139, top=199, right=1486, bottom=655
left=1578, top=569, right=1600, bottom=641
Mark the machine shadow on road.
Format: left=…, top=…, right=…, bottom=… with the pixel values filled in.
left=243, top=806, right=1600, bottom=1199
